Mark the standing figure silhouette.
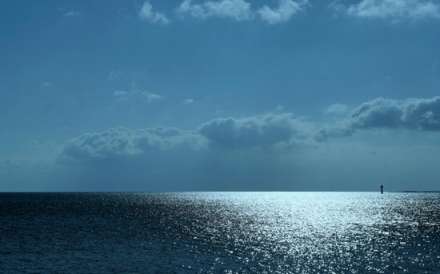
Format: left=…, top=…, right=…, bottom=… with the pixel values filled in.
left=380, top=184, right=384, bottom=194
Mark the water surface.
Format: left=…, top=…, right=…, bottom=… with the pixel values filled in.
left=0, top=192, right=439, bottom=273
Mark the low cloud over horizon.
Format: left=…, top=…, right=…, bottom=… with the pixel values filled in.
left=1, top=96, right=440, bottom=191
left=41, top=96, right=440, bottom=191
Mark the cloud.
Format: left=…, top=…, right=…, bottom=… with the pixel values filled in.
left=317, top=97, right=440, bottom=140
left=60, top=127, right=206, bottom=163
left=183, top=98, right=195, bottom=104
left=60, top=112, right=316, bottom=164
left=139, top=1, right=170, bottom=24
left=257, top=0, right=307, bottom=24
left=53, top=102, right=440, bottom=190
left=344, top=0, right=440, bottom=20
left=59, top=98, right=440, bottom=164
left=141, top=92, right=163, bottom=103
left=199, top=113, right=314, bottom=149
left=315, top=124, right=355, bottom=141
left=351, top=97, right=440, bottom=130
left=113, top=90, right=129, bottom=97
left=63, top=10, right=81, bottom=17
left=177, top=0, right=253, bottom=21
left=58, top=113, right=318, bottom=190
left=325, top=103, right=350, bottom=116
left=113, top=90, right=163, bottom=103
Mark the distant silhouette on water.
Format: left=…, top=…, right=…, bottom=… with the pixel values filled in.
left=380, top=184, right=384, bottom=194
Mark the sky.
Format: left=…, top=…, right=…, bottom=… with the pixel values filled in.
left=1, top=0, right=440, bottom=191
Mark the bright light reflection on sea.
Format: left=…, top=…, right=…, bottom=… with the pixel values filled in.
left=148, top=192, right=440, bottom=273
left=0, top=192, right=439, bottom=273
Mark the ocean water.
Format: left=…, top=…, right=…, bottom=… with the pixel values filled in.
left=0, top=192, right=439, bottom=274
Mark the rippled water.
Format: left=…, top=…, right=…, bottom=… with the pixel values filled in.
left=0, top=192, right=439, bottom=273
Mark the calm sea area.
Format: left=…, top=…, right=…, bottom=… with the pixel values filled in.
left=0, top=192, right=439, bottom=273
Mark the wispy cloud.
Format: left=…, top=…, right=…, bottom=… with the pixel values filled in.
left=141, top=92, right=163, bottom=103
left=258, top=0, right=307, bottom=24
left=138, top=0, right=439, bottom=25
left=139, top=1, right=170, bottom=24
left=344, top=0, right=440, bottom=20
left=176, top=0, right=307, bottom=23
left=183, top=98, right=195, bottom=105
left=113, top=90, right=129, bottom=98
left=63, top=10, right=81, bottom=17
left=325, top=103, right=349, bottom=116
left=113, top=90, right=164, bottom=103
left=177, top=0, right=253, bottom=21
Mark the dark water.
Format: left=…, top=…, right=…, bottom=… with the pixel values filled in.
left=0, top=193, right=439, bottom=274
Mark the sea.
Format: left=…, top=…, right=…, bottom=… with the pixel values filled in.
left=0, top=192, right=439, bottom=274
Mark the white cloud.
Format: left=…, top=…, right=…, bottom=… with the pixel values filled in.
left=60, top=97, right=440, bottom=165
left=63, top=10, right=81, bottom=17
left=345, top=0, right=440, bottom=20
left=60, top=112, right=317, bottom=164
left=183, top=98, right=195, bottom=104
left=139, top=1, right=170, bottom=24
left=258, top=0, right=307, bottom=24
left=177, top=0, right=253, bottom=21
left=58, top=119, right=317, bottom=190
left=350, top=97, right=440, bottom=130
left=60, top=127, right=206, bottom=163
left=56, top=100, right=440, bottom=190
left=113, top=90, right=129, bottom=97
left=141, top=92, right=163, bottom=103
left=325, top=103, right=349, bottom=116
left=113, top=90, right=163, bottom=103
left=317, top=96, right=440, bottom=140
left=199, top=113, right=314, bottom=149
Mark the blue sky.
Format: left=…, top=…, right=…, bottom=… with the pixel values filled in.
left=1, top=0, right=440, bottom=191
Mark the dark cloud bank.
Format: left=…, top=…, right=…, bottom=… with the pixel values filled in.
left=59, top=97, right=440, bottom=191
